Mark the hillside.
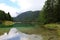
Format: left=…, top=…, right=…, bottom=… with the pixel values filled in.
left=13, top=11, right=40, bottom=22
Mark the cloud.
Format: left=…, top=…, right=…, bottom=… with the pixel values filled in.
left=10, top=0, right=46, bottom=12
left=10, top=0, right=16, bottom=3
left=17, top=0, right=46, bottom=12
left=0, top=0, right=46, bottom=17
left=0, top=3, right=19, bottom=17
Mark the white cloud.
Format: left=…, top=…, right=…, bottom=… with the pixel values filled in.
left=10, top=0, right=16, bottom=3
left=10, top=0, right=46, bottom=12
left=17, top=0, right=46, bottom=12
left=0, top=3, right=19, bottom=17
left=0, top=0, right=46, bottom=17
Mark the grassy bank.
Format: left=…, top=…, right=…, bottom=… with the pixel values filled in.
left=0, top=23, right=60, bottom=40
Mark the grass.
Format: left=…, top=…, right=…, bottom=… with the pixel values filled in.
left=0, top=23, right=35, bottom=35
left=0, top=28, right=10, bottom=35
left=0, top=23, right=60, bottom=40
left=44, top=23, right=60, bottom=29
left=2, top=21, right=14, bottom=26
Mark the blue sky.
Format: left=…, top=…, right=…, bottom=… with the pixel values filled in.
left=0, top=0, right=19, bottom=8
left=0, top=0, right=46, bottom=17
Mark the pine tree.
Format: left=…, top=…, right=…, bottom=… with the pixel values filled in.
left=0, top=10, right=6, bottom=20
left=0, top=10, right=12, bottom=21
left=7, top=12, right=12, bottom=21
left=54, top=0, right=60, bottom=22
left=39, top=0, right=60, bottom=24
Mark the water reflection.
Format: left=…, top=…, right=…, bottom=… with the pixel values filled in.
left=0, top=28, right=43, bottom=40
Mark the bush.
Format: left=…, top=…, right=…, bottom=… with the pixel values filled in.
left=43, top=23, right=60, bottom=30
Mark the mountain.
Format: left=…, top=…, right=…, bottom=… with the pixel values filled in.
left=13, top=11, right=40, bottom=22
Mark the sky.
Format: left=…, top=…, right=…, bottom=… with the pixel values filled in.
left=0, top=0, right=46, bottom=17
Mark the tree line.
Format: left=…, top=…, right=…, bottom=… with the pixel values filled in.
left=38, top=0, right=60, bottom=24
left=0, top=10, right=12, bottom=22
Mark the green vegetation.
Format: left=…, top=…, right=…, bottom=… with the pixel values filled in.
left=0, top=10, right=13, bottom=24
left=0, top=23, right=60, bottom=40
left=0, top=0, right=60, bottom=40
left=38, top=0, right=60, bottom=24
left=37, top=0, right=60, bottom=40
left=44, top=23, right=60, bottom=29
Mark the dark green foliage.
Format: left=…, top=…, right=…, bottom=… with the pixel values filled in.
left=6, top=12, right=13, bottom=21
left=42, top=0, right=55, bottom=23
left=39, top=0, right=60, bottom=24
left=54, top=0, right=60, bottom=22
left=0, top=10, right=12, bottom=21
left=38, top=10, right=46, bottom=24
left=0, top=10, right=6, bottom=21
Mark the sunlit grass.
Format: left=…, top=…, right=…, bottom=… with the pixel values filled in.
left=44, top=23, right=60, bottom=30
left=2, top=21, right=14, bottom=26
